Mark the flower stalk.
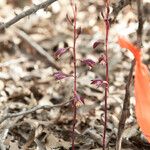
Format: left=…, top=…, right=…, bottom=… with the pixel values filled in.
left=103, top=0, right=110, bottom=149
left=70, top=0, right=78, bottom=149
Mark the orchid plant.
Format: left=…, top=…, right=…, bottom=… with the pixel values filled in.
left=53, top=0, right=110, bottom=149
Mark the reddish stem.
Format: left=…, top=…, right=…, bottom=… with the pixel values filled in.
left=103, top=0, right=109, bottom=149
left=72, top=103, right=77, bottom=150
left=70, top=1, right=77, bottom=150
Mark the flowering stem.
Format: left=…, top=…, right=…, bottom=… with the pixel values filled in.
left=70, top=0, right=77, bottom=149
left=103, top=0, right=110, bottom=149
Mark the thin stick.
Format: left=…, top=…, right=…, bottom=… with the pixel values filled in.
left=116, top=0, right=143, bottom=149
left=116, top=59, right=135, bottom=150
left=16, top=28, right=60, bottom=70
left=137, top=0, right=143, bottom=44
left=0, top=100, right=71, bottom=124
left=0, top=0, right=57, bottom=32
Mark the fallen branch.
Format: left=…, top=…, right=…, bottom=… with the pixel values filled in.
left=0, top=0, right=57, bottom=32
left=16, top=28, right=60, bottom=70
left=0, top=100, right=71, bottom=124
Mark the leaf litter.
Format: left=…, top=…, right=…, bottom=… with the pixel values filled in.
left=0, top=0, right=149, bottom=149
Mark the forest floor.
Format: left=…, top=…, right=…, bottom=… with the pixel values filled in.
left=0, top=0, right=150, bottom=149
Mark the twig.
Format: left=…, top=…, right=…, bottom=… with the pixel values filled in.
left=137, top=0, right=143, bottom=44
left=0, top=0, right=57, bottom=32
left=116, top=0, right=143, bottom=149
left=0, top=100, right=71, bottom=124
left=16, top=28, right=60, bottom=70
left=116, top=59, right=135, bottom=150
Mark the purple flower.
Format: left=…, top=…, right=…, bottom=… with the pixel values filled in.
left=66, top=14, right=73, bottom=26
left=76, top=27, right=82, bottom=38
left=81, top=59, right=96, bottom=69
left=98, top=54, right=106, bottom=65
left=54, top=47, right=69, bottom=59
left=72, top=93, right=85, bottom=104
left=91, top=79, right=108, bottom=88
left=93, top=40, right=104, bottom=49
left=53, top=71, right=71, bottom=80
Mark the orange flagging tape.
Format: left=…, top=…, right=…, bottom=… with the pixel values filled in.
left=118, top=37, right=150, bottom=142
